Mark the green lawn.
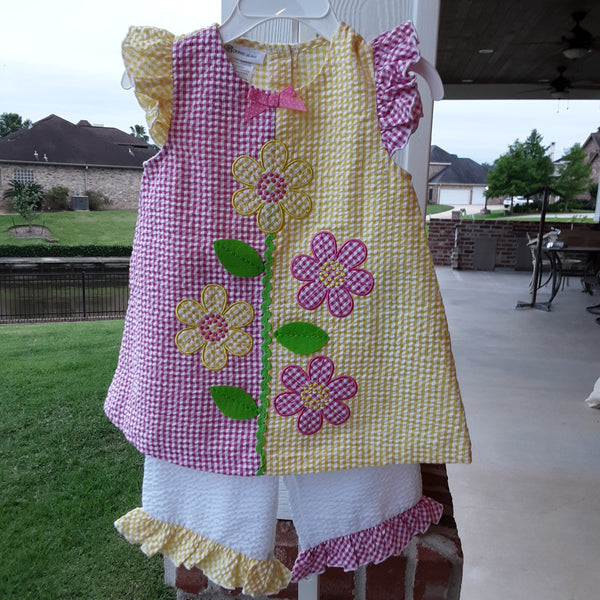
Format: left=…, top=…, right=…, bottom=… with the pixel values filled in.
left=426, top=204, right=453, bottom=215
left=471, top=209, right=595, bottom=222
left=0, top=210, right=138, bottom=247
left=0, top=320, right=175, bottom=600
left=425, top=205, right=595, bottom=223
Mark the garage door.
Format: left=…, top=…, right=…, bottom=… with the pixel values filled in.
left=471, top=187, right=486, bottom=205
left=439, top=189, right=471, bottom=205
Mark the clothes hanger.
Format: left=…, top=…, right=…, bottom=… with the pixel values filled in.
left=219, top=0, right=340, bottom=43
left=220, top=0, right=443, bottom=99
left=122, top=1, right=443, bottom=100
left=411, top=57, right=444, bottom=101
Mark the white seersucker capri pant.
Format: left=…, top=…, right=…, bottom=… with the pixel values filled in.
left=139, top=456, right=424, bottom=573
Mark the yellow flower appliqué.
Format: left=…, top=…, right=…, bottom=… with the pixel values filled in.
left=175, top=284, right=254, bottom=371
left=231, top=140, right=314, bottom=234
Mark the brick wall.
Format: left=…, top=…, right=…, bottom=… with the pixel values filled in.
left=171, top=464, right=462, bottom=600
left=427, top=219, right=600, bottom=270
left=0, top=162, right=142, bottom=212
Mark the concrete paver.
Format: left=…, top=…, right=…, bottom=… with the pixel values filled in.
left=436, top=267, right=600, bottom=600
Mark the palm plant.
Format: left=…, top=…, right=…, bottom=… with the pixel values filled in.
left=129, top=124, right=149, bottom=141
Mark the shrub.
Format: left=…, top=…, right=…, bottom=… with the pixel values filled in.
left=578, top=198, right=595, bottom=211
left=552, top=199, right=584, bottom=212
left=44, top=186, right=70, bottom=211
left=86, top=190, right=114, bottom=211
left=512, top=202, right=538, bottom=214
left=589, top=182, right=598, bottom=205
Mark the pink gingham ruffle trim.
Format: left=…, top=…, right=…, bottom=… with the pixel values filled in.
left=372, top=21, right=424, bottom=155
left=290, top=495, right=442, bottom=581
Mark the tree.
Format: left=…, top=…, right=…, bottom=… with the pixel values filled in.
left=0, top=112, right=32, bottom=137
left=485, top=129, right=554, bottom=209
left=3, top=180, right=43, bottom=231
left=553, top=143, right=593, bottom=211
left=130, top=124, right=149, bottom=141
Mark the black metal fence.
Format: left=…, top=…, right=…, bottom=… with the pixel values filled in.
left=0, top=270, right=129, bottom=323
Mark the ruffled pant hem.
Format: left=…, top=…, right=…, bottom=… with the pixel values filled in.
left=291, top=495, right=443, bottom=581
left=115, top=507, right=291, bottom=596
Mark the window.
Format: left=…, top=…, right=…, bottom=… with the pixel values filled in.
left=14, top=168, right=35, bottom=184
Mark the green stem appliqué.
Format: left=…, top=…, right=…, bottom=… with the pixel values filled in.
left=255, top=234, right=275, bottom=475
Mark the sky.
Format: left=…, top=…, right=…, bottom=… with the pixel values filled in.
left=2, top=1, right=600, bottom=166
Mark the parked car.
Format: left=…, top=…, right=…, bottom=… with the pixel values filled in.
left=503, top=196, right=531, bottom=209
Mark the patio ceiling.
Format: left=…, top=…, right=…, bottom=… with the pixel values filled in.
left=436, top=0, right=600, bottom=99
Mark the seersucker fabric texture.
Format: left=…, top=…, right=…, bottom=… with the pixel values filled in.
left=106, top=21, right=470, bottom=476
left=106, top=20, right=470, bottom=596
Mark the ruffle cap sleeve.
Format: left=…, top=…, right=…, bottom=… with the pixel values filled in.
left=122, top=26, right=175, bottom=147
left=371, top=21, right=424, bottom=155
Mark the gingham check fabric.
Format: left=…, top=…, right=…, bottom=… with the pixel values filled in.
left=105, top=26, right=275, bottom=476
left=106, top=22, right=471, bottom=478
left=115, top=508, right=290, bottom=596
left=372, top=21, right=424, bottom=155
left=262, top=23, right=470, bottom=473
left=121, top=26, right=177, bottom=147
left=290, top=496, right=443, bottom=581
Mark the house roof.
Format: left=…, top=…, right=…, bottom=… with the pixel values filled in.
left=429, top=146, right=489, bottom=185
left=582, top=128, right=600, bottom=153
left=0, top=114, right=156, bottom=168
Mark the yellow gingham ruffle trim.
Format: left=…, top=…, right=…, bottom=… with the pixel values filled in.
left=122, top=26, right=177, bottom=147
left=115, top=508, right=291, bottom=596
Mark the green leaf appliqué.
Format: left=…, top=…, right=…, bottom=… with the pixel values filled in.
left=210, top=386, right=260, bottom=420
left=213, top=239, right=265, bottom=277
left=274, top=322, right=329, bottom=355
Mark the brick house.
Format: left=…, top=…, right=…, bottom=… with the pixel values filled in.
left=581, top=126, right=600, bottom=184
left=428, top=145, right=491, bottom=207
left=0, top=114, right=156, bottom=212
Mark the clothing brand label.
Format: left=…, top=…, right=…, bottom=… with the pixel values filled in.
left=224, top=43, right=266, bottom=65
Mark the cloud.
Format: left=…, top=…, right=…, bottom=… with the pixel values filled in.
left=432, top=99, right=600, bottom=164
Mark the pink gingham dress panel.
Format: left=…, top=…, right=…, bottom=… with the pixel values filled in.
left=105, top=26, right=274, bottom=476
left=371, top=21, right=423, bottom=155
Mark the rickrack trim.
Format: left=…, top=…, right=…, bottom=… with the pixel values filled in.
left=256, top=234, right=275, bottom=475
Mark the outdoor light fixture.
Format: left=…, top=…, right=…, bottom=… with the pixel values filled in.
left=562, top=45, right=591, bottom=60
left=562, top=11, right=593, bottom=60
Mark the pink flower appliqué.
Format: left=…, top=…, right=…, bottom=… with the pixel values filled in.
left=273, top=356, right=357, bottom=435
left=290, top=231, right=374, bottom=318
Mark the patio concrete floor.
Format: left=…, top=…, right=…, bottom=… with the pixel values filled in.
left=436, top=267, right=600, bottom=600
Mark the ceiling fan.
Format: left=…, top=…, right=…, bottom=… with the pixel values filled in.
left=548, top=66, right=572, bottom=97
left=546, top=65, right=600, bottom=98
left=519, top=65, right=600, bottom=99
left=561, top=11, right=597, bottom=59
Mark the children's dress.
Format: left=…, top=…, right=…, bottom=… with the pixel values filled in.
left=105, top=20, right=471, bottom=596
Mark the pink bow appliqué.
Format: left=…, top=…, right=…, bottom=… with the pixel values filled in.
left=244, top=86, right=307, bottom=122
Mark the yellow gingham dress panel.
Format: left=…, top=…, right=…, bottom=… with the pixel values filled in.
left=252, top=26, right=470, bottom=473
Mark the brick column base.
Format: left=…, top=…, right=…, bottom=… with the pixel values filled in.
left=170, top=464, right=462, bottom=600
